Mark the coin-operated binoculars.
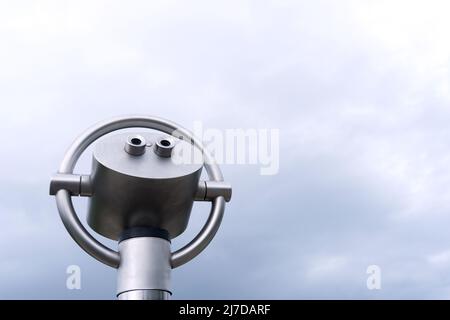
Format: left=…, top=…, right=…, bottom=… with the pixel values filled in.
left=49, top=116, right=231, bottom=300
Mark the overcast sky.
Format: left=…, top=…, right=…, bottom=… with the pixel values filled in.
left=0, top=0, right=450, bottom=299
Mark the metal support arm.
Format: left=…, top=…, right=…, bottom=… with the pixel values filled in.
left=50, top=174, right=231, bottom=202
left=195, top=181, right=232, bottom=202
left=49, top=173, right=92, bottom=196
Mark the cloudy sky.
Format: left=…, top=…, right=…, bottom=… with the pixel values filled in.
left=0, top=0, right=449, bottom=299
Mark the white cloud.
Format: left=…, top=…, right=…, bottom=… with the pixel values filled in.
left=306, top=255, right=349, bottom=279
left=428, top=250, right=450, bottom=268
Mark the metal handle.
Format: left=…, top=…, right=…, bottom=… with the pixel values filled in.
left=54, top=115, right=227, bottom=268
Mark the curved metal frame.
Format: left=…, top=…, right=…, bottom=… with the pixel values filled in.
left=55, top=115, right=226, bottom=268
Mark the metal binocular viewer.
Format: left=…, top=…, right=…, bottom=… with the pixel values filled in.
left=49, top=116, right=232, bottom=300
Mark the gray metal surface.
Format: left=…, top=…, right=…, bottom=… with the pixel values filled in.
left=49, top=174, right=91, bottom=196
left=124, top=134, right=147, bottom=156
left=87, top=132, right=202, bottom=240
left=117, top=237, right=171, bottom=298
left=118, top=290, right=170, bottom=300
left=195, top=181, right=232, bottom=202
left=153, top=135, right=176, bottom=158
left=53, top=115, right=229, bottom=268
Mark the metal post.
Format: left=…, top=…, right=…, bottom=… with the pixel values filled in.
left=117, top=235, right=171, bottom=300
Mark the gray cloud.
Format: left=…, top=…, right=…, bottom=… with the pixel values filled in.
left=0, top=0, right=449, bottom=299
